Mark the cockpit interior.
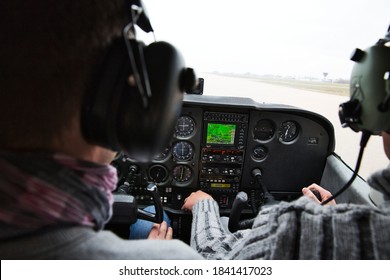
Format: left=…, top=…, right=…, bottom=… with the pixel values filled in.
left=106, top=93, right=367, bottom=243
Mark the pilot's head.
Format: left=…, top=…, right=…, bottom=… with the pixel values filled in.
left=0, top=1, right=130, bottom=161
left=339, top=25, right=390, bottom=160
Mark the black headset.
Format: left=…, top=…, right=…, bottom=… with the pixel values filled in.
left=81, top=1, right=196, bottom=161
left=339, top=25, right=390, bottom=135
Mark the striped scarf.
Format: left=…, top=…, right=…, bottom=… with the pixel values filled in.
left=0, top=152, right=117, bottom=230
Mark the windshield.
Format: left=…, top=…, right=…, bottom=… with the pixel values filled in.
left=144, top=0, right=390, bottom=178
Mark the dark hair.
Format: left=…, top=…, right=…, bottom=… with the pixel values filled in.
left=0, top=1, right=129, bottom=149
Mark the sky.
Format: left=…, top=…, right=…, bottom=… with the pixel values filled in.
left=142, top=0, right=389, bottom=80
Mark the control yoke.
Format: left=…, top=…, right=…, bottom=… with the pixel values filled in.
left=228, top=191, right=249, bottom=233
left=136, top=184, right=164, bottom=223
left=112, top=164, right=164, bottom=224
left=228, top=168, right=278, bottom=233
left=112, top=183, right=164, bottom=224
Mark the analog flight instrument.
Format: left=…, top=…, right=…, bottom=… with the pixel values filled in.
left=175, top=116, right=195, bottom=138
left=253, top=119, right=275, bottom=141
left=172, top=165, right=192, bottom=183
left=172, top=141, right=194, bottom=161
left=278, top=121, right=299, bottom=143
left=148, top=164, right=168, bottom=183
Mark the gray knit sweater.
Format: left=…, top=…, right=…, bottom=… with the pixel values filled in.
left=190, top=167, right=390, bottom=259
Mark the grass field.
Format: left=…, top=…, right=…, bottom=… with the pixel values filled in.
left=253, top=77, right=350, bottom=96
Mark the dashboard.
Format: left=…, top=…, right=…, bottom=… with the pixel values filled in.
left=110, top=95, right=335, bottom=242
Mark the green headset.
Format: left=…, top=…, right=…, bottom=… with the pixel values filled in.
left=321, top=25, right=390, bottom=205
left=339, top=25, right=390, bottom=134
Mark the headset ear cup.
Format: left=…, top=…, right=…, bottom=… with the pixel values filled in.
left=345, top=45, right=390, bottom=134
left=82, top=37, right=186, bottom=160
left=117, top=41, right=185, bottom=161
left=81, top=38, right=133, bottom=150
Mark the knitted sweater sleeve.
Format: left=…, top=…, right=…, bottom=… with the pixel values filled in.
left=190, top=198, right=295, bottom=259
left=190, top=196, right=390, bottom=259
left=190, top=199, right=251, bottom=259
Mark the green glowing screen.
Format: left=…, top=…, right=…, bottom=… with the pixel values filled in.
left=206, top=123, right=236, bottom=145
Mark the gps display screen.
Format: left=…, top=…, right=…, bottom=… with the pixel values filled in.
left=206, top=123, right=236, bottom=145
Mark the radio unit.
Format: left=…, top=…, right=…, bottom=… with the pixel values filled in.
left=200, top=111, right=249, bottom=194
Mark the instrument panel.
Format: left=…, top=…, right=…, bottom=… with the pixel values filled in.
left=112, top=95, right=335, bottom=214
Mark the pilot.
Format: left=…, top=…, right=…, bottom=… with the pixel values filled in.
left=0, top=1, right=202, bottom=259
left=182, top=130, right=390, bottom=259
